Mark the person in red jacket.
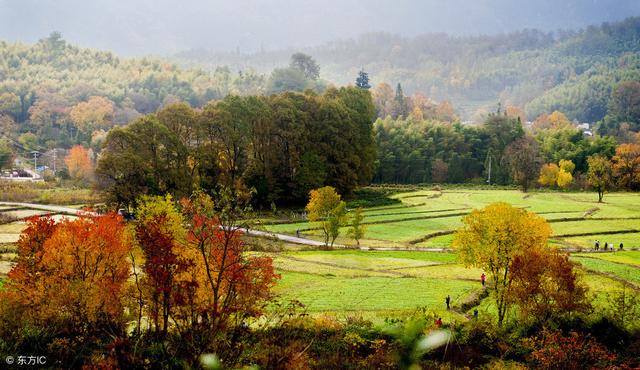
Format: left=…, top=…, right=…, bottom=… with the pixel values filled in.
left=481, top=273, right=486, bottom=287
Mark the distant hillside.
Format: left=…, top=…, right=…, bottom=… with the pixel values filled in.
left=174, top=17, right=640, bottom=121
left=0, top=33, right=263, bottom=149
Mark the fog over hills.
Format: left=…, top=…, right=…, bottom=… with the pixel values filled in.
left=1, top=0, right=639, bottom=56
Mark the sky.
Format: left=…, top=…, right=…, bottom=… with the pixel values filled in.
left=0, top=0, right=639, bottom=56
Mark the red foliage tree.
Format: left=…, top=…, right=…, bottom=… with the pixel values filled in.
left=528, top=329, right=618, bottom=370
left=136, top=213, right=190, bottom=337
left=181, top=191, right=279, bottom=330
left=510, top=249, right=590, bottom=321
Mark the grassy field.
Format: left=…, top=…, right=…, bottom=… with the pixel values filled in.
left=267, top=250, right=481, bottom=321
left=264, top=189, right=640, bottom=250
left=1, top=186, right=639, bottom=321
left=255, top=187, right=640, bottom=320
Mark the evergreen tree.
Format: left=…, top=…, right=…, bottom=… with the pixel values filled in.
left=355, top=70, right=371, bottom=89
left=392, top=83, right=408, bottom=118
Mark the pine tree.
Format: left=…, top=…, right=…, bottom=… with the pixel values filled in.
left=355, top=70, right=371, bottom=89
left=393, top=83, right=408, bottom=118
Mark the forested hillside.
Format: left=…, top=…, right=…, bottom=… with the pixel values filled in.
left=0, top=32, right=263, bottom=149
left=175, top=17, right=640, bottom=121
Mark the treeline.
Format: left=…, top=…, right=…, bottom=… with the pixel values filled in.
left=96, top=87, right=376, bottom=208
left=373, top=111, right=625, bottom=187
left=177, top=17, right=640, bottom=121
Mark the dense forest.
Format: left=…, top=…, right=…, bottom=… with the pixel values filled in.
left=176, top=17, right=640, bottom=121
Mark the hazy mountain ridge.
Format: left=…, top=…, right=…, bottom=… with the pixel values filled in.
left=174, top=17, right=640, bottom=120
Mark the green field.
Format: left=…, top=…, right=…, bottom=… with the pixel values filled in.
left=2, top=187, right=639, bottom=320
left=267, top=250, right=481, bottom=320
left=265, top=189, right=640, bottom=250
left=259, top=188, right=640, bottom=319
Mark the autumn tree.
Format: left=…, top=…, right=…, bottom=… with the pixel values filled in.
left=135, top=195, right=188, bottom=337
left=532, top=111, right=573, bottom=130
left=64, top=144, right=92, bottom=182
left=69, top=96, right=115, bottom=135
left=452, top=202, right=552, bottom=326
left=510, top=249, right=589, bottom=322
left=306, top=186, right=348, bottom=247
left=611, top=143, right=640, bottom=190
left=2, top=214, right=132, bottom=338
left=181, top=189, right=278, bottom=331
left=538, top=163, right=559, bottom=187
left=504, top=136, right=542, bottom=192
left=587, top=155, right=613, bottom=202
left=372, top=82, right=394, bottom=118
left=557, top=159, right=575, bottom=188
left=348, top=207, right=366, bottom=246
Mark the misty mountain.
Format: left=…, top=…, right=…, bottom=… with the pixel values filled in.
left=175, top=16, right=640, bottom=121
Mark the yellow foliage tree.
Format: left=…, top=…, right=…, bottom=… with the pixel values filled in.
left=64, top=145, right=93, bottom=182
left=452, top=202, right=552, bottom=326
left=558, top=159, right=575, bottom=174
left=306, top=186, right=347, bottom=247
left=538, top=163, right=559, bottom=186
left=69, top=95, right=114, bottom=133
left=533, top=111, right=573, bottom=130
left=556, top=170, right=573, bottom=189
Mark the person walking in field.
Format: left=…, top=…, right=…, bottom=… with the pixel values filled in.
left=473, top=309, right=478, bottom=319
left=604, top=242, right=608, bottom=251
left=595, top=240, right=600, bottom=251
left=620, top=242, right=624, bottom=250
left=435, top=317, right=443, bottom=328
left=481, top=273, right=486, bottom=287
left=445, top=295, right=451, bottom=310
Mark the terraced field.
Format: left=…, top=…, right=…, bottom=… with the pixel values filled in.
left=267, top=250, right=482, bottom=321
left=1, top=188, right=639, bottom=321
left=264, top=189, right=640, bottom=250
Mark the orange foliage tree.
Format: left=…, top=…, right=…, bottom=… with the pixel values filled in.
left=64, top=144, right=93, bottom=182
left=510, top=249, right=589, bottom=321
left=612, top=143, right=640, bottom=190
left=180, top=190, right=279, bottom=331
left=2, top=213, right=132, bottom=334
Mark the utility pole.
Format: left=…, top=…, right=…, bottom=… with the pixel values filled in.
left=52, top=149, right=57, bottom=174
left=31, top=151, right=39, bottom=173
left=486, top=155, right=492, bottom=184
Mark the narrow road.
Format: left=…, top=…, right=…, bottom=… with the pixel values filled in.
left=238, top=228, right=342, bottom=247
left=0, top=202, right=96, bottom=216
